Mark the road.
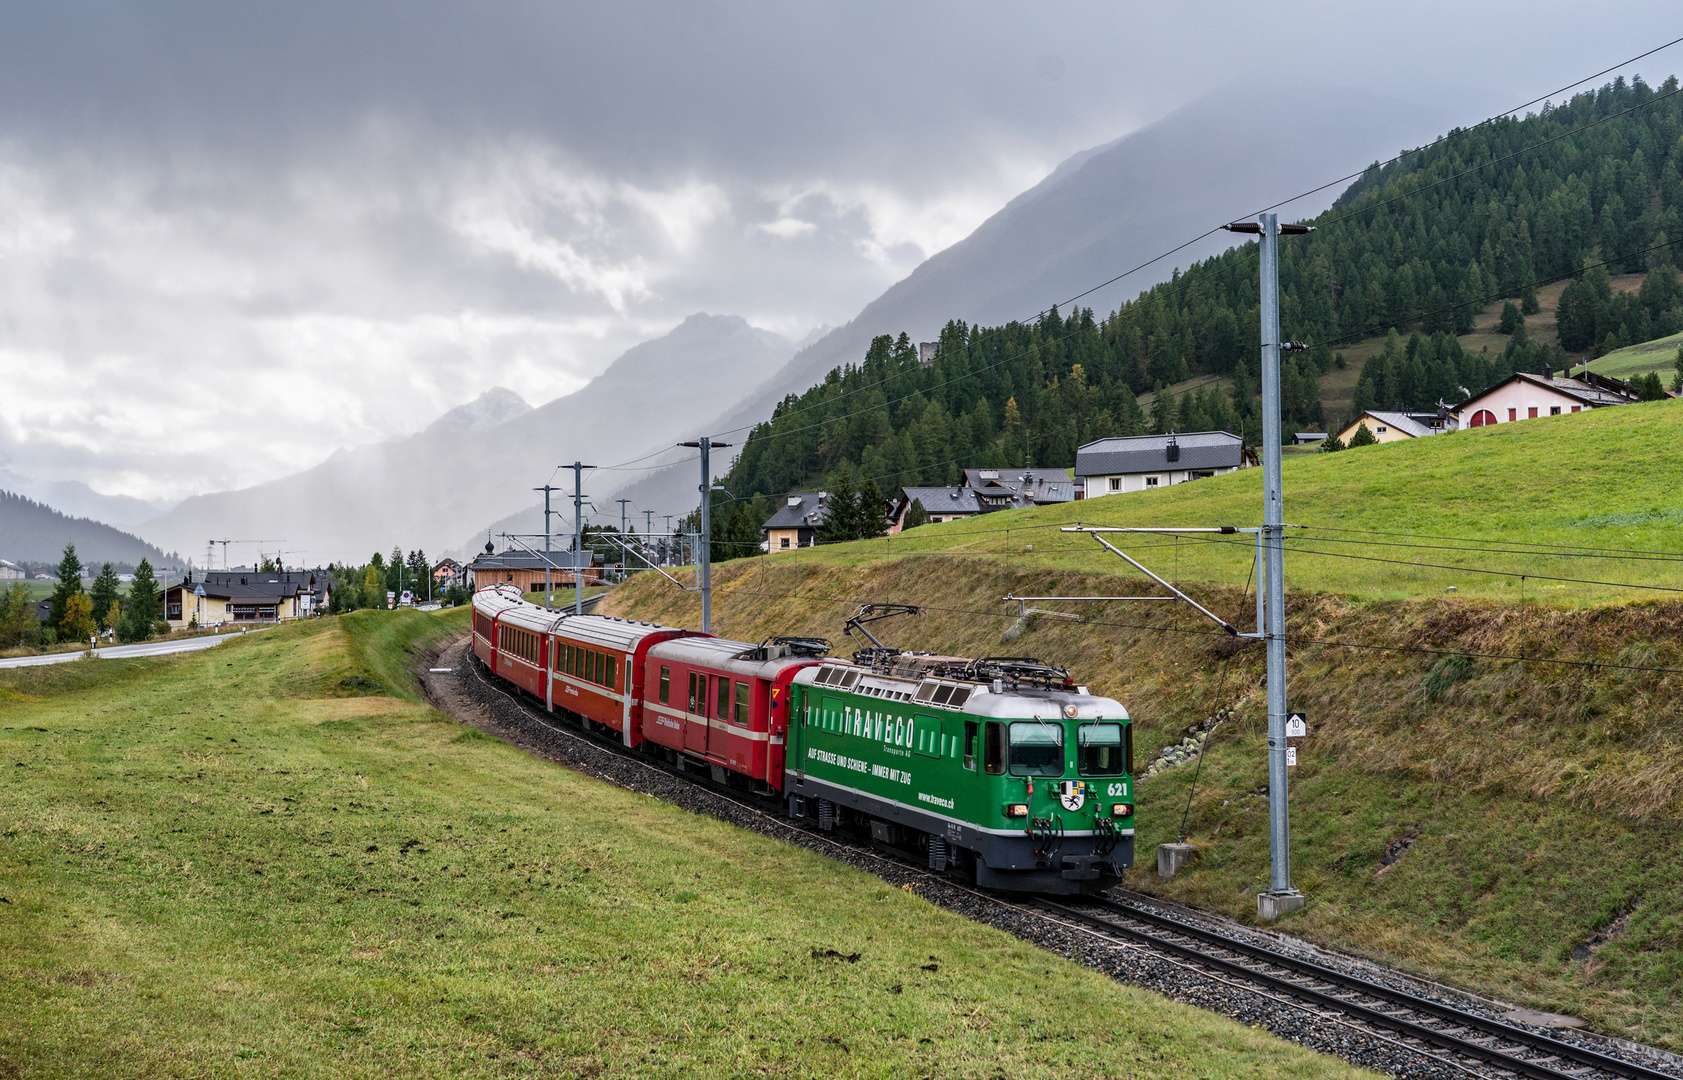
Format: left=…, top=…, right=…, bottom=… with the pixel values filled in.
left=0, top=628, right=266, bottom=669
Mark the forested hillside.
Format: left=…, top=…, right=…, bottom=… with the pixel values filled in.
left=0, top=490, right=178, bottom=568
left=717, top=76, right=1683, bottom=525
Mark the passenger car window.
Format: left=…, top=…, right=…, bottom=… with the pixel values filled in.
left=716, top=676, right=730, bottom=719
left=1008, top=721, right=1064, bottom=777
left=688, top=672, right=698, bottom=713
left=1077, top=722, right=1127, bottom=775
left=606, top=655, right=617, bottom=691
left=733, top=681, right=749, bottom=723
left=659, top=666, right=670, bottom=704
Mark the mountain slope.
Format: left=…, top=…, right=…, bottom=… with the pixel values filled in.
left=0, top=467, right=174, bottom=530
left=0, top=490, right=177, bottom=567
left=606, top=82, right=1448, bottom=514
left=141, top=314, right=796, bottom=563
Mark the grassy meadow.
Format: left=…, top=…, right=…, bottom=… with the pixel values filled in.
left=0, top=608, right=1376, bottom=1079
left=766, top=394, right=1683, bottom=606
left=1582, top=329, right=1683, bottom=381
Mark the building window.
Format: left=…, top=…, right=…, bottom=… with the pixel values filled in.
left=1145, top=477, right=1159, bottom=488
left=1528, top=406, right=1539, bottom=419
left=1376, top=426, right=1387, bottom=433
left=1508, top=408, right=1517, bottom=421
left=1571, top=405, right=1581, bottom=413
left=1108, top=477, right=1121, bottom=492
left=779, top=537, right=790, bottom=550
left=1550, top=406, right=1561, bottom=415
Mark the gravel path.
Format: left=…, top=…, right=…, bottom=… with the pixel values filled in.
left=418, top=634, right=1681, bottom=1080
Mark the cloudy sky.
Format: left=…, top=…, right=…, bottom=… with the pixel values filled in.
left=1, top=2, right=1678, bottom=507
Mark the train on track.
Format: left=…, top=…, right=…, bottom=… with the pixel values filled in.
left=470, top=584, right=1135, bottom=893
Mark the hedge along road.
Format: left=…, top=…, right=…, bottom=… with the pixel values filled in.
left=0, top=627, right=270, bottom=669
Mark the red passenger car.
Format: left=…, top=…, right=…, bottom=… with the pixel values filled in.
left=545, top=614, right=694, bottom=746
left=641, top=637, right=824, bottom=791
left=471, top=585, right=526, bottom=675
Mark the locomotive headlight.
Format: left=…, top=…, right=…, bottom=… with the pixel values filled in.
left=1111, top=803, right=1134, bottom=817
left=1063, top=704, right=1077, bottom=718
left=1004, top=803, right=1030, bottom=818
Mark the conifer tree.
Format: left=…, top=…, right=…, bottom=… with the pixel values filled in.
left=119, top=559, right=161, bottom=644
left=89, top=563, right=121, bottom=629
left=1348, top=422, right=1379, bottom=447
left=49, top=543, right=83, bottom=632
left=902, top=498, right=930, bottom=530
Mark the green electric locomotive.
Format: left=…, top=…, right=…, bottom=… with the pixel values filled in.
left=784, top=651, right=1134, bottom=894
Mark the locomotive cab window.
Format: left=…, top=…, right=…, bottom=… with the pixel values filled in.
left=659, top=666, right=671, bottom=704
left=1077, top=722, right=1129, bottom=776
left=1008, top=721, right=1065, bottom=777
left=733, top=681, right=749, bottom=723
left=963, top=721, right=978, bottom=770
left=983, top=721, right=1005, bottom=775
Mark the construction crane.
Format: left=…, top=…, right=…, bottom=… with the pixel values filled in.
left=205, top=539, right=279, bottom=571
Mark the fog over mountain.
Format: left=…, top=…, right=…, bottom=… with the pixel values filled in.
left=605, top=83, right=1455, bottom=517
left=140, top=314, right=796, bottom=563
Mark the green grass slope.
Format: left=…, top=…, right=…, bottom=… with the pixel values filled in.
left=793, top=396, right=1683, bottom=606
left=1582, top=330, right=1683, bottom=381
left=604, top=555, right=1683, bottom=1049
left=0, top=611, right=1372, bottom=1079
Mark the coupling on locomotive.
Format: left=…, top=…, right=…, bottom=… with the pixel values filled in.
left=471, top=585, right=1133, bottom=894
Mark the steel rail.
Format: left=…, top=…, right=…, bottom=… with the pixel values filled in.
left=1036, top=897, right=1676, bottom=1080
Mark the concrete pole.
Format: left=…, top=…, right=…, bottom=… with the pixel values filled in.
left=698, top=437, right=712, bottom=633
left=535, top=483, right=558, bottom=609
left=1257, top=212, right=1302, bottom=919
left=570, top=462, right=589, bottom=615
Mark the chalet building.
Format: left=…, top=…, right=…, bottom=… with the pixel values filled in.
left=1074, top=431, right=1253, bottom=497
left=0, top=560, right=23, bottom=580
left=887, top=468, right=1074, bottom=532
left=891, top=487, right=981, bottom=531
left=467, top=548, right=604, bottom=591
left=164, top=567, right=331, bottom=629
left=762, top=492, right=829, bottom=551
left=432, top=558, right=464, bottom=589
left=1454, top=371, right=1645, bottom=428
left=1334, top=408, right=1458, bottom=445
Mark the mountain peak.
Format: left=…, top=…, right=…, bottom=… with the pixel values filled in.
left=424, top=387, right=532, bottom=436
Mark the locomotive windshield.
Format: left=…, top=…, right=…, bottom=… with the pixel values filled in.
left=1008, top=721, right=1064, bottom=777
left=1077, top=722, right=1130, bottom=776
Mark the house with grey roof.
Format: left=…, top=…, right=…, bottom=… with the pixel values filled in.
left=1074, top=431, right=1253, bottom=497
left=762, top=492, right=829, bottom=552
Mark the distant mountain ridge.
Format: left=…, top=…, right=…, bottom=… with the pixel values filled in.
left=0, top=466, right=175, bottom=529
left=603, top=82, right=1450, bottom=515
left=0, top=489, right=177, bottom=567
left=140, top=313, right=797, bottom=562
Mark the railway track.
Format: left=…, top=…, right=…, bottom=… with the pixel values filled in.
left=1034, top=897, right=1677, bottom=1080
left=437, top=639, right=1680, bottom=1080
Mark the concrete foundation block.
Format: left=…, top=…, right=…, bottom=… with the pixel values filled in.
left=1156, top=843, right=1198, bottom=879
left=1257, top=891, right=1306, bottom=921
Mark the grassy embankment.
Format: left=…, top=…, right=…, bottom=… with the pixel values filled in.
left=602, top=399, right=1683, bottom=1048
left=1583, top=329, right=1683, bottom=381
left=0, top=608, right=1372, bottom=1079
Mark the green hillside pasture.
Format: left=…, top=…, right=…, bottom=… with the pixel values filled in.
left=604, top=557, right=1683, bottom=1048
left=0, top=611, right=1372, bottom=1080
left=1581, top=329, right=1683, bottom=381
left=790, top=396, right=1683, bottom=606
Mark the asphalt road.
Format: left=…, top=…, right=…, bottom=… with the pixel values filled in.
left=0, top=628, right=267, bottom=669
